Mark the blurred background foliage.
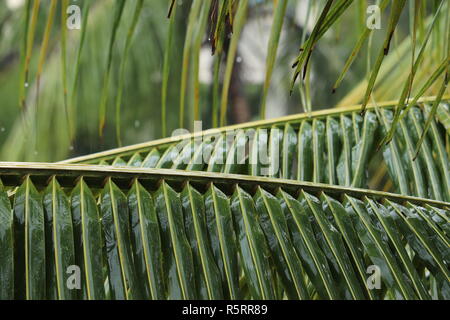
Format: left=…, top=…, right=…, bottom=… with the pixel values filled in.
left=0, top=0, right=447, bottom=162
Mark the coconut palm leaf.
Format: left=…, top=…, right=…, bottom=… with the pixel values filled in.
left=62, top=98, right=450, bottom=201
left=0, top=162, right=448, bottom=300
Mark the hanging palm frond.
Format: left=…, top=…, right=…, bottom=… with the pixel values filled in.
left=62, top=98, right=450, bottom=201
left=0, top=162, right=448, bottom=300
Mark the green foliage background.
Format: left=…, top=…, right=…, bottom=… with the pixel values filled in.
left=0, top=0, right=447, bottom=161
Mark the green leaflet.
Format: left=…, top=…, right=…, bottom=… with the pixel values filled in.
left=112, top=157, right=127, bottom=166
left=332, top=0, right=390, bottom=92
left=157, top=143, right=185, bottom=169
left=18, top=0, right=31, bottom=110
left=301, top=191, right=365, bottom=300
left=345, top=196, right=417, bottom=299
left=377, top=109, right=410, bottom=196
left=352, top=112, right=363, bottom=142
left=260, top=0, right=288, bottom=119
left=400, top=59, right=449, bottom=119
left=172, top=141, right=196, bottom=170
left=407, top=108, right=443, bottom=200
left=249, top=128, right=269, bottom=176
left=297, top=121, right=313, bottom=181
left=255, top=187, right=309, bottom=299
left=326, top=117, right=341, bottom=185
left=424, top=105, right=450, bottom=202
left=351, top=111, right=378, bottom=188
left=71, top=178, right=105, bottom=300
left=98, top=0, right=126, bottom=135
left=224, top=130, right=248, bottom=174
left=101, top=179, right=141, bottom=299
left=413, top=71, right=449, bottom=158
left=278, top=190, right=339, bottom=299
left=211, top=49, right=222, bottom=128
left=35, top=0, right=57, bottom=113
left=128, top=180, right=165, bottom=299
left=141, top=149, right=161, bottom=168
left=161, top=0, right=177, bottom=137
left=269, top=126, right=283, bottom=178
left=321, top=193, right=377, bottom=299
left=282, top=123, right=297, bottom=180
left=398, top=117, right=427, bottom=198
left=154, top=182, right=181, bottom=299
left=186, top=138, right=214, bottom=171
left=231, top=186, right=275, bottom=299
left=204, top=184, right=225, bottom=295
left=68, top=0, right=91, bottom=140
left=179, top=0, right=203, bottom=128
left=19, top=0, right=40, bottom=110
left=127, top=153, right=143, bottom=167
left=43, top=182, right=56, bottom=300
left=44, top=178, right=76, bottom=300
left=211, top=0, right=229, bottom=55
left=436, top=103, right=450, bottom=134
left=383, top=0, right=446, bottom=145
left=0, top=180, right=13, bottom=299
left=386, top=200, right=450, bottom=299
left=364, top=197, right=430, bottom=299
left=360, top=0, right=407, bottom=111
left=182, top=183, right=223, bottom=299
left=408, top=203, right=450, bottom=249
left=14, top=177, right=45, bottom=300
left=154, top=182, right=196, bottom=299
left=181, top=185, right=208, bottom=299
left=337, top=115, right=353, bottom=186
left=205, top=184, right=240, bottom=299
left=71, top=181, right=88, bottom=299
left=219, top=0, right=248, bottom=126
left=424, top=205, right=450, bottom=236
left=114, top=0, right=144, bottom=146
left=207, top=135, right=227, bottom=172
left=312, top=120, right=325, bottom=183
left=186, top=183, right=224, bottom=298
left=290, top=0, right=343, bottom=91
left=191, top=0, right=212, bottom=122
left=316, top=0, right=356, bottom=40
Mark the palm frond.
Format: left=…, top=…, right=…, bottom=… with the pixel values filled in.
left=0, top=162, right=448, bottom=300
left=62, top=98, right=450, bottom=202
